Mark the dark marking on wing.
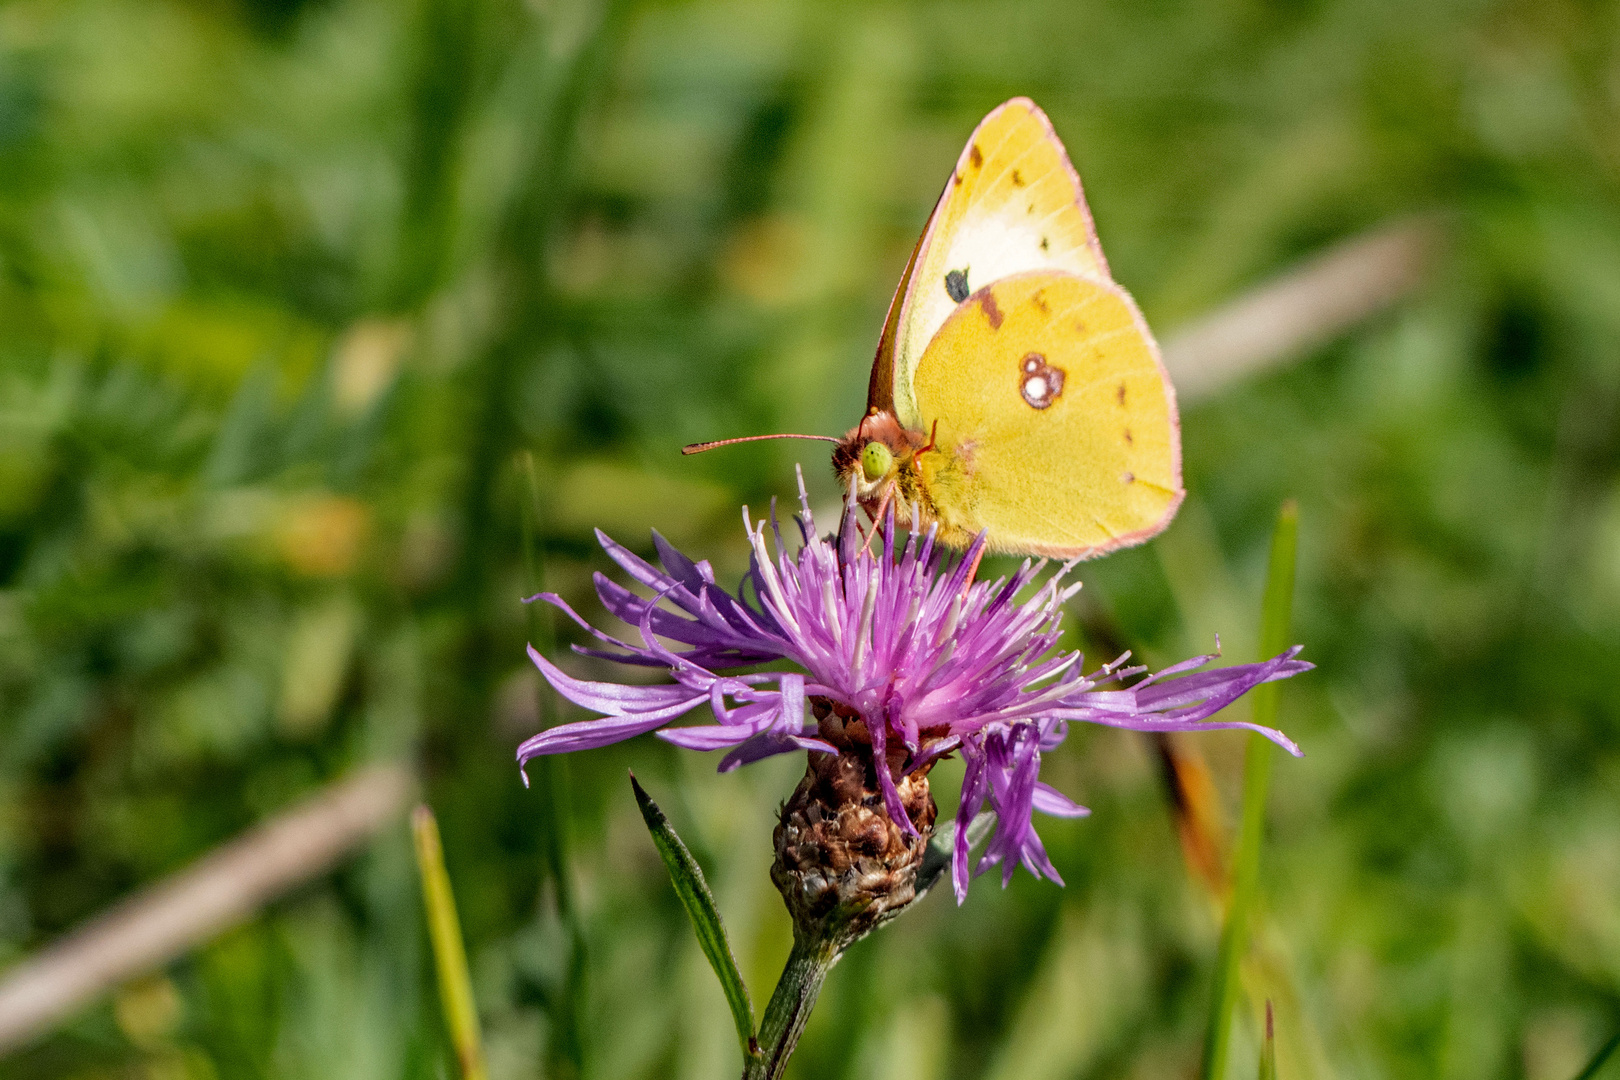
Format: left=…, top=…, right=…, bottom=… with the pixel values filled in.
left=1040, top=236, right=1050, bottom=252
left=1019, top=352, right=1065, bottom=409
left=969, top=144, right=983, bottom=169
left=1031, top=290, right=1049, bottom=315
left=1116, top=382, right=1127, bottom=406
left=1123, top=428, right=1134, bottom=445
left=953, top=170, right=964, bottom=187
left=945, top=269, right=970, bottom=304
left=1012, top=168, right=1025, bottom=186
left=977, top=289, right=1004, bottom=330
left=1122, top=471, right=1135, bottom=485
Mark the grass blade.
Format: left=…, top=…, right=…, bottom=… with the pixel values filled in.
left=1201, top=500, right=1299, bottom=1080
left=412, top=805, right=488, bottom=1080
left=1258, top=1001, right=1277, bottom=1080
left=630, top=773, right=757, bottom=1061
left=1573, top=1032, right=1620, bottom=1080
left=519, top=450, right=587, bottom=1077
left=1250, top=499, right=1299, bottom=755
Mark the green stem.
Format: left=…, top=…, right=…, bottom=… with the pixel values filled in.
left=1201, top=500, right=1298, bottom=1080
left=742, top=932, right=841, bottom=1080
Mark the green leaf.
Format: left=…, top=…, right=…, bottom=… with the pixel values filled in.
left=1201, top=500, right=1298, bottom=1080
left=1257, top=1001, right=1276, bottom=1080
left=1573, top=1032, right=1620, bottom=1080
left=520, top=450, right=588, bottom=1078
left=1252, top=499, right=1299, bottom=736
left=412, top=805, right=489, bottom=1080
left=630, top=773, right=757, bottom=1060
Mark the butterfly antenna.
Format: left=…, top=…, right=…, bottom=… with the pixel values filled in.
left=682, top=433, right=840, bottom=455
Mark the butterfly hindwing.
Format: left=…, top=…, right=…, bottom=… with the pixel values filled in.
left=884, top=98, right=1110, bottom=429
left=910, top=271, right=1183, bottom=557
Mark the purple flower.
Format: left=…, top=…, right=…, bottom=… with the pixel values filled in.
left=520, top=470, right=1309, bottom=903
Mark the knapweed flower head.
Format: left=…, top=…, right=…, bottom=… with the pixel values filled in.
left=520, top=470, right=1309, bottom=903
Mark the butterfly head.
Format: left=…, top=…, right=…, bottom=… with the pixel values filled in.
left=832, top=409, right=929, bottom=511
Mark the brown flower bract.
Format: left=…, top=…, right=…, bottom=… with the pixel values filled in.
left=770, top=698, right=938, bottom=945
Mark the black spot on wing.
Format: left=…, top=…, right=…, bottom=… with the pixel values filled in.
left=945, top=269, right=970, bottom=303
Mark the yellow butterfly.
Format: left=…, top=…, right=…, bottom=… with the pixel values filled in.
left=692, top=98, right=1183, bottom=559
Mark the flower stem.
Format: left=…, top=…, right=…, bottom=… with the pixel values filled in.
left=743, top=932, right=841, bottom=1080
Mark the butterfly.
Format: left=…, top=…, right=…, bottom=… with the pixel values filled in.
left=689, top=97, right=1183, bottom=559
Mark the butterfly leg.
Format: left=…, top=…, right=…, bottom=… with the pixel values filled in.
left=866, top=420, right=934, bottom=558
left=859, top=481, right=896, bottom=557
left=918, top=419, right=939, bottom=456
left=958, top=543, right=986, bottom=601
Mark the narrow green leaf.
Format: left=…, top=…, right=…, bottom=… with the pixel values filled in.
left=412, top=805, right=489, bottom=1080
left=1252, top=500, right=1299, bottom=734
left=1201, top=500, right=1299, bottom=1080
left=520, top=450, right=557, bottom=659
left=630, top=773, right=757, bottom=1060
left=1573, top=1032, right=1620, bottom=1080
left=1257, top=1001, right=1277, bottom=1080
left=520, top=449, right=587, bottom=1076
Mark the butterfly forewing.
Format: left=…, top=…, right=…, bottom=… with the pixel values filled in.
left=885, top=98, right=1110, bottom=428
left=910, top=271, right=1183, bottom=557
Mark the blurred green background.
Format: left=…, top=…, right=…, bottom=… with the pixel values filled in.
left=3, top=0, right=1620, bottom=1076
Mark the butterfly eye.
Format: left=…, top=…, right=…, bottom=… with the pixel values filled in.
left=861, top=442, right=894, bottom=482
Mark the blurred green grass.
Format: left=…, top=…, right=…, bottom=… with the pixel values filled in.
left=2, top=0, right=1620, bottom=1077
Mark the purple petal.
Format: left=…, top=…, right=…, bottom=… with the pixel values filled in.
left=533, top=593, right=657, bottom=664
left=653, top=531, right=713, bottom=591
left=953, top=752, right=988, bottom=904
left=517, top=706, right=692, bottom=762
left=527, top=646, right=704, bottom=716
left=1053, top=708, right=1303, bottom=757
left=1032, top=782, right=1090, bottom=818
left=595, top=528, right=678, bottom=592
left=657, top=725, right=757, bottom=751
left=774, top=673, right=807, bottom=736
left=1129, top=649, right=1310, bottom=710
left=1018, top=824, right=1063, bottom=885
left=718, top=731, right=821, bottom=772
left=868, top=716, right=918, bottom=840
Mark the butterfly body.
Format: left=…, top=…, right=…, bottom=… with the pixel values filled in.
left=833, top=98, right=1183, bottom=559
